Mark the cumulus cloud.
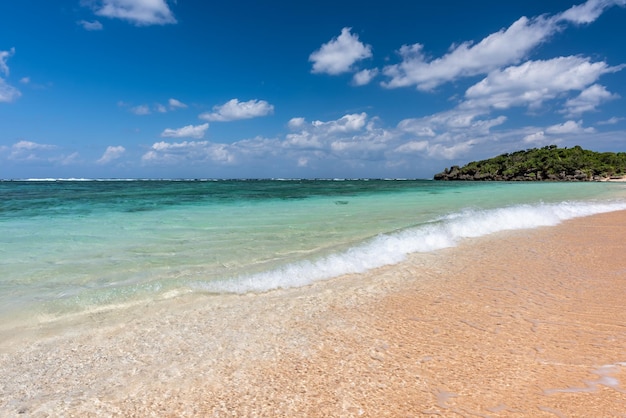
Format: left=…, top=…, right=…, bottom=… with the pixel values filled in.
left=93, top=0, right=176, bottom=26
left=169, top=98, right=187, bottom=109
left=78, top=20, right=103, bottom=30
left=142, top=140, right=234, bottom=165
left=382, top=15, right=555, bottom=90
left=309, top=27, right=373, bottom=75
left=381, top=0, right=625, bottom=91
left=523, top=131, right=547, bottom=144
left=8, top=140, right=56, bottom=161
left=558, top=0, right=626, bottom=24
left=392, top=108, right=508, bottom=160
left=561, top=84, right=620, bottom=116
left=283, top=113, right=395, bottom=164
left=426, top=141, right=477, bottom=159
left=523, top=120, right=595, bottom=144
left=545, top=120, right=595, bottom=134
left=398, top=109, right=506, bottom=137
left=387, top=51, right=618, bottom=159
left=161, top=123, right=209, bottom=139
left=311, top=113, right=368, bottom=134
left=288, top=117, right=306, bottom=130
left=130, top=104, right=151, bottom=115
left=97, top=145, right=126, bottom=164
left=0, top=48, right=21, bottom=103
left=352, top=68, right=379, bottom=86
left=199, top=99, right=274, bottom=122
left=462, top=56, right=622, bottom=111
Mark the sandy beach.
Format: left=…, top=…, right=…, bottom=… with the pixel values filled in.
left=2, top=210, right=626, bottom=417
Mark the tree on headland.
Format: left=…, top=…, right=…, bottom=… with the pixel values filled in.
left=434, top=145, right=626, bottom=181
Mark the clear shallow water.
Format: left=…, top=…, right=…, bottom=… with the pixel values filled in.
left=1, top=179, right=625, bottom=326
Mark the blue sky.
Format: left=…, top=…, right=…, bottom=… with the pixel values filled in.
left=1, top=0, right=625, bottom=179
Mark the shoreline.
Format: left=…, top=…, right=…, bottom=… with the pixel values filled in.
left=602, top=175, right=626, bottom=182
left=1, top=211, right=626, bottom=416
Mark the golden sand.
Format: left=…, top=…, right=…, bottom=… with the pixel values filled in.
left=1, top=211, right=625, bottom=417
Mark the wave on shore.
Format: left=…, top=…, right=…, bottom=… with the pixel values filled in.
left=196, top=200, right=626, bottom=294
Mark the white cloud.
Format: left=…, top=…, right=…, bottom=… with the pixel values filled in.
left=352, top=68, right=379, bottom=86
left=0, top=48, right=21, bottom=103
left=545, top=120, right=595, bottom=134
left=288, top=117, right=306, bottom=130
left=59, top=152, right=80, bottom=166
left=561, top=84, right=619, bottom=116
left=78, top=20, right=103, bottom=30
left=123, top=98, right=188, bottom=115
left=312, top=113, right=368, bottom=134
left=382, top=15, right=555, bottom=90
left=309, top=27, right=373, bottom=75
left=0, top=79, right=21, bottom=103
left=462, top=56, right=622, bottom=110
left=142, top=140, right=234, bottom=165
left=398, top=109, right=505, bottom=137
left=523, top=131, right=547, bottom=144
left=523, top=120, right=595, bottom=144
left=97, top=145, right=126, bottom=164
left=393, top=108, right=508, bottom=160
left=394, top=140, right=429, bottom=153
left=8, top=140, right=56, bottom=160
left=597, top=116, right=624, bottom=125
left=427, top=141, right=477, bottom=159
left=283, top=113, right=397, bottom=164
left=284, top=130, right=323, bottom=149
left=558, top=0, right=626, bottom=24
left=94, top=0, right=176, bottom=26
left=161, top=123, right=209, bottom=139
left=284, top=113, right=376, bottom=151
left=1, top=140, right=81, bottom=167
left=0, top=48, right=15, bottom=76
left=169, top=98, right=187, bottom=109
left=199, top=99, right=274, bottom=122
left=396, top=119, right=437, bottom=137
left=381, top=0, right=624, bottom=91
left=11, top=140, right=54, bottom=151
left=130, top=104, right=151, bottom=115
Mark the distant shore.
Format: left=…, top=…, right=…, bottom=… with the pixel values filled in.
left=602, top=174, right=626, bottom=182
left=434, top=146, right=626, bottom=182
left=1, top=211, right=626, bottom=416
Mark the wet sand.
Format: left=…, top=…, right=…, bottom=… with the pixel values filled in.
left=1, top=211, right=626, bottom=417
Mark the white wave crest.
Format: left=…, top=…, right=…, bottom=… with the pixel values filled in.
left=195, top=200, right=626, bottom=294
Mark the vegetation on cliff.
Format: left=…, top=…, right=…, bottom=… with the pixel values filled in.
left=434, top=145, right=626, bottom=181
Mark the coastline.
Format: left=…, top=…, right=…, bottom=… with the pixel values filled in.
left=602, top=175, right=626, bottom=182
left=1, top=211, right=626, bottom=416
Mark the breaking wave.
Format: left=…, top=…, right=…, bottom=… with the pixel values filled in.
left=195, top=200, right=626, bottom=294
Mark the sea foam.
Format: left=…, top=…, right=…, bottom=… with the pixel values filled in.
left=197, top=200, right=626, bottom=294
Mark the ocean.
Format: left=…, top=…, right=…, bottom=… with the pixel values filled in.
left=1, top=179, right=625, bottom=339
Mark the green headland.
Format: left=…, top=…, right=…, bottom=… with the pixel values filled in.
left=434, top=145, right=626, bottom=181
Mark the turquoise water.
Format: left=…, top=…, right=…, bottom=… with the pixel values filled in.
left=1, top=179, right=625, bottom=326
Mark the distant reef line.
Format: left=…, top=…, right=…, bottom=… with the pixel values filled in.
left=434, top=145, right=626, bottom=182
